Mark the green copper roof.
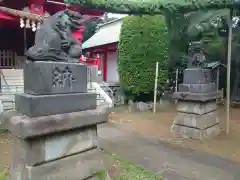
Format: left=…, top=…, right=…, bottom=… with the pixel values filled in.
left=204, top=61, right=227, bottom=69
left=64, top=0, right=239, bottom=14
left=82, top=18, right=122, bottom=49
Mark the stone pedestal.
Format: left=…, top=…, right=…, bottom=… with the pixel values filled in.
left=172, top=68, right=221, bottom=140
left=2, top=61, right=108, bottom=180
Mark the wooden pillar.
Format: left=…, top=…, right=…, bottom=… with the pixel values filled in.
left=96, top=54, right=101, bottom=74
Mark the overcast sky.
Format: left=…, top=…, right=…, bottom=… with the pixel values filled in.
left=107, top=13, right=127, bottom=18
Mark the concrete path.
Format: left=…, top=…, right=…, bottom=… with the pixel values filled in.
left=98, top=123, right=240, bottom=180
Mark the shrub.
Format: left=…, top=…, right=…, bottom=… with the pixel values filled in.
left=117, top=15, right=169, bottom=101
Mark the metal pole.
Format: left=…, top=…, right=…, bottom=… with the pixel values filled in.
left=153, top=62, right=159, bottom=113
left=175, top=68, right=179, bottom=104
left=175, top=68, right=178, bottom=92
left=226, top=8, right=233, bottom=134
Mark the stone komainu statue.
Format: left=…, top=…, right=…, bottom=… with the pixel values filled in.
left=26, top=10, right=83, bottom=62
left=187, top=41, right=206, bottom=68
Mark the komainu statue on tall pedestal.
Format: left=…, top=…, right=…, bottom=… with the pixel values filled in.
left=26, top=10, right=83, bottom=63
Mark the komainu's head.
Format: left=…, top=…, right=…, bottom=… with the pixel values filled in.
left=55, top=10, right=83, bottom=31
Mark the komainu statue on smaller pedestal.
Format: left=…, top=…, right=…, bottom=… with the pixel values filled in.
left=26, top=10, right=83, bottom=63
left=187, top=41, right=206, bottom=68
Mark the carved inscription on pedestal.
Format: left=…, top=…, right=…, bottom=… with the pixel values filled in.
left=52, top=66, right=76, bottom=88
left=204, top=71, right=209, bottom=83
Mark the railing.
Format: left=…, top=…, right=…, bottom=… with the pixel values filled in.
left=0, top=85, right=23, bottom=113
left=0, top=70, right=24, bottom=112
left=1, top=85, right=24, bottom=94
left=112, top=87, right=124, bottom=105
left=0, top=50, right=15, bottom=68
left=101, top=81, right=114, bottom=97
left=100, top=82, right=124, bottom=106
left=0, top=69, right=12, bottom=95
left=89, top=82, right=113, bottom=108
left=2, top=100, right=15, bottom=111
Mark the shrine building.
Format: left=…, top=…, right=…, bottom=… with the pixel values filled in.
left=82, top=18, right=123, bottom=84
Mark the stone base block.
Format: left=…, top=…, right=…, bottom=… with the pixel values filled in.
left=178, top=83, right=216, bottom=93
left=183, top=68, right=212, bottom=84
left=3, top=107, right=108, bottom=138
left=173, top=111, right=219, bottom=130
left=24, top=61, right=88, bottom=95
left=171, top=123, right=221, bottom=140
left=15, top=92, right=97, bottom=117
left=177, top=100, right=217, bottom=115
left=128, top=101, right=152, bottom=112
left=13, top=126, right=98, bottom=165
left=173, top=91, right=221, bottom=102
left=10, top=148, right=104, bottom=180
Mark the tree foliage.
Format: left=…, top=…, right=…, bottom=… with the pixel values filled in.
left=164, top=12, right=189, bottom=71
left=164, top=9, right=240, bottom=94
left=64, top=0, right=238, bottom=15
left=117, top=15, right=169, bottom=100
left=83, top=15, right=119, bottom=42
left=164, top=10, right=229, bottom=75
left=82, top=20, right=100, bottom=42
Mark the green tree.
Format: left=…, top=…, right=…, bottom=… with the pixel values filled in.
left=164, top=10, right=229, bottom=84
left=164, top=12, right=190, bottom=83
left=165, top=9, right=240, bottom=96
left=117, top=15, right=169, bottom=101
left=83, top=18, right=104, bottom=42
left=178, top=10, right=240, bottom=94
left=83, top=15, right=119, bottom=42
left=82, top=20, right=98, bottom=42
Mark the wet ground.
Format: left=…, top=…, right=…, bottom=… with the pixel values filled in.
left=1, top=104, right=240, bottom=173
left=99, top=123, right=240, bottom=180
left=109, top=105, right=240, bottom=163
left=0, top=132, right=12, bottom=171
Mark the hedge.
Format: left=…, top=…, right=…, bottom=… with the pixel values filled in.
left=117, top=15, right=169, bottom=100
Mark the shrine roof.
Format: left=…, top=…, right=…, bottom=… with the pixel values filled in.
left=82, top=18, right=123, bottom=50
left=204, top=61, right=227, bottom=69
